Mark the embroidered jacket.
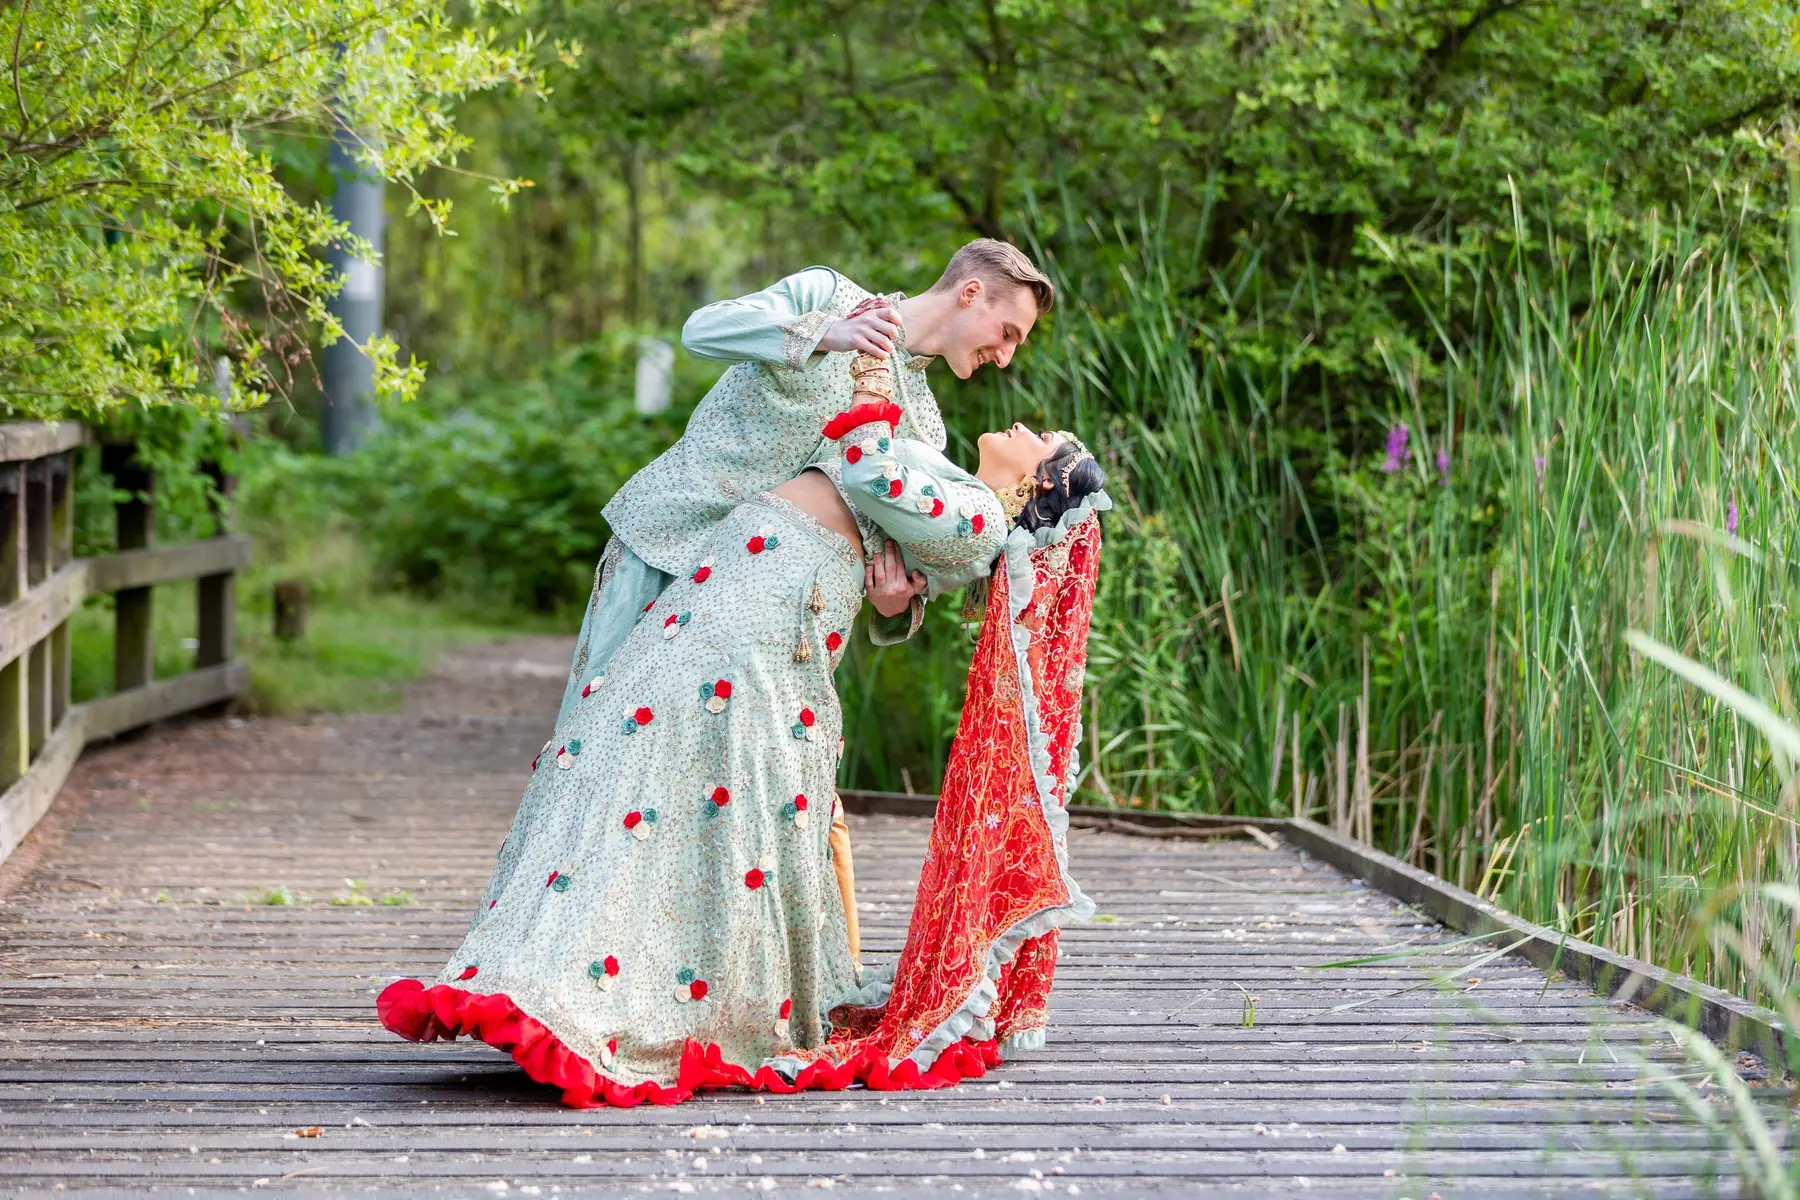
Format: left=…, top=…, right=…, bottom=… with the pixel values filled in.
left=603, top=267, right=943, bottom=643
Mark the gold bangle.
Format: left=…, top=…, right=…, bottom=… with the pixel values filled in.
left=849, top=352, right=891, bottom=381
left=849, top=353, right=894, bottom=402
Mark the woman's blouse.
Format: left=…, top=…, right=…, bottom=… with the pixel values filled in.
left=818, top=402, right=1008, bottom=601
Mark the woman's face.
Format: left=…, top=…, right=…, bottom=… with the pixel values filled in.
left=976, top=423, right=1064, bottom=485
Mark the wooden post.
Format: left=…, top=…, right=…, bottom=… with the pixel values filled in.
left=103, top=443, right=154, bottom=696
left=23, top=460, right=51, bottom=756
left=195, top=459, right=236, bottom=715
left=0, top=465, right=26, bottom=786
left=48, top=452, right=72, bottom=725
left=273, top=581, right=308, bottom=641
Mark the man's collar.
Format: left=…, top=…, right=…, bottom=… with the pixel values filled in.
left=882, top=290, right=934, bottom=371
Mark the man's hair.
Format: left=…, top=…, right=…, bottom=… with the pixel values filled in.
left=929, top=238, right=1055, bottom=315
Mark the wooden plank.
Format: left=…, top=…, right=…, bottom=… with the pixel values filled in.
left=0, top=657, right=22, bottom=790
left=195, top=571, right=236, bottom=671
left=0, top=639, right=1764, bottom=1194
left=1279, top=817, right=1791, bottom=1062
left=0, top=561, right=90, bottom=670
left=24, top=458, right=48, bottom=587
left=847, top=789, right=1785, bottom=1064
left=0, top=709, right=83, bottom=862
left=25, top=642, right=46, bottom=756
left=0, top=422, right=89, bottom=466
left=841, top=788, right=1291, bottom=833
left=48, top=622, right=68, bottom=728
left=23, top=460, right=49, bottom=759
left=85, top=536, right=254, bottom=594
left=47, top=451, right=71, bottom=727
left=0, top=464, right=21, bottom=607
left=79, top=662, right=250, bottom=743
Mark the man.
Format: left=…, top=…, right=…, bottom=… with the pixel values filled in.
left=556, top=237, right=1055, bottom=962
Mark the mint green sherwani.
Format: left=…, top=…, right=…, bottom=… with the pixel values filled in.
left=557, top=267, right=943, bottom=728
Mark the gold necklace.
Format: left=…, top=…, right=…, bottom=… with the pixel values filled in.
left=999, top=476, right=1035, bottom=523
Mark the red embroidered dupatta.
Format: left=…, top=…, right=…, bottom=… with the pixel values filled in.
left=818, top=510, right=1103, bottom=1077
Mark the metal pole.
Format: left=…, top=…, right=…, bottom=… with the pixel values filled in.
left=321, top=123, right=383, bottom=454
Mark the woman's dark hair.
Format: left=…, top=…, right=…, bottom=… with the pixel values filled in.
left=1018, top=441, right=1106, bottom=532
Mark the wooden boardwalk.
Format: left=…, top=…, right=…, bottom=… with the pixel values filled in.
left=0, top=639, right=1754, bottom=1196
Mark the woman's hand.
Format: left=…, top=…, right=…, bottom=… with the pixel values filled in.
left=866, top=540, right=926, bottom=617
left=821, top=300, right=900, bottom=357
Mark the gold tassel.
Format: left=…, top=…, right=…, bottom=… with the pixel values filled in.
left=793, top=639, right=813, bottom=663
left=962, top=576, right=990, bottom=621
left=808, top=583, right=826, bottom=613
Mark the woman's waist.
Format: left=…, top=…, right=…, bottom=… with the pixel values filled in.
left=735, top=490, right=863, bottom=573
left=765, top=470, right=862, bottom=559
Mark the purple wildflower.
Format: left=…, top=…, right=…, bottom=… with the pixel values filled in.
left=1725, top=501, right=1739, bottom=536
left=1435, top=448, right=1450, bottom=487
left=1382, top=424, right=1410, bottom=474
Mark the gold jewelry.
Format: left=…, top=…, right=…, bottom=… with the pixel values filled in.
left=999, top=475, right=1035, bottom=523
left=1049, top=431, right=1097, bottom=492
left=849, top=352, right=894, bottom=403
left=1058, top=447, right=1096, bottom=492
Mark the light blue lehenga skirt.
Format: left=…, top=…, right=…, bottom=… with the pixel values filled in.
left=409, top=494, right=867, bottom=1088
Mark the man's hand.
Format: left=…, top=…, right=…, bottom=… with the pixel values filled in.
left=865, top=539, right=926, bottom=618
left=820, top=299, right=900, bottom=357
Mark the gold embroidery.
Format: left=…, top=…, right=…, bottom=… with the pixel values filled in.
left=777, top=309, right=835, bottom=373
left=903, top=531, right=999, bottom=573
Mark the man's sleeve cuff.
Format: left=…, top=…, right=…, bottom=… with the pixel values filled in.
left=868, top=594, right=926, bottom=644
left=778, top=310, right=835, bottom=372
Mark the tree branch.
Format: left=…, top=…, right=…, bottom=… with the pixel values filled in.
left=10, top=0, right=30, bottom=140
left=1699, top=93, right=1788, bottom=140
left=13, top=176, right=175, bottom=212
left=1415, top=0, right=1530, bottom=94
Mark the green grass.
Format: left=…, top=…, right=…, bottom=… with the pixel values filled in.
left=236, top=593, right=530, bottom=716
left=70, top=575, right=530, bottom=716
left=990, top=187, right=1800, bottom=1172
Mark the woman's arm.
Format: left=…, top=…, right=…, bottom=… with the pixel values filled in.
left=831, top=403, right=1008, bottom=597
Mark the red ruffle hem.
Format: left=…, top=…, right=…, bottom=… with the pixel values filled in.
left=377, top=979, right=1003, bottom=1109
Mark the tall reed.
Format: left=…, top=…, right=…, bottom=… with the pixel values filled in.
left=1003, top=185, right=1800, bottom=1007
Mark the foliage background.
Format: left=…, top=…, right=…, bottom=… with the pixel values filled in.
left=22, top=0, right=1800, bottom=1015
left=361, top=0, right=1800, bottom=1009
left=0, top=0, right=551, bottom=416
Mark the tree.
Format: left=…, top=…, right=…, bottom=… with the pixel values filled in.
left=0, top=0, right=562, bottom=419
left=404, top=0, right=1796, bottom=405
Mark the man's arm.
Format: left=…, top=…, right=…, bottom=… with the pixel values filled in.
left=680, top=267, right=900, bottom=372
left=864, top=538, right=927, bottom=644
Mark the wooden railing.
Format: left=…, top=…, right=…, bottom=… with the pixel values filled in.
left=0, top=421, right=251, bottom=862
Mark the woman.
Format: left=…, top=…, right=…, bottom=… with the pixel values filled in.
left=378, top=354, right=1106, bottom=1105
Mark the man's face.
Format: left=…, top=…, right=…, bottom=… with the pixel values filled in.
left=941, top=279, right=1040, bottom=379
